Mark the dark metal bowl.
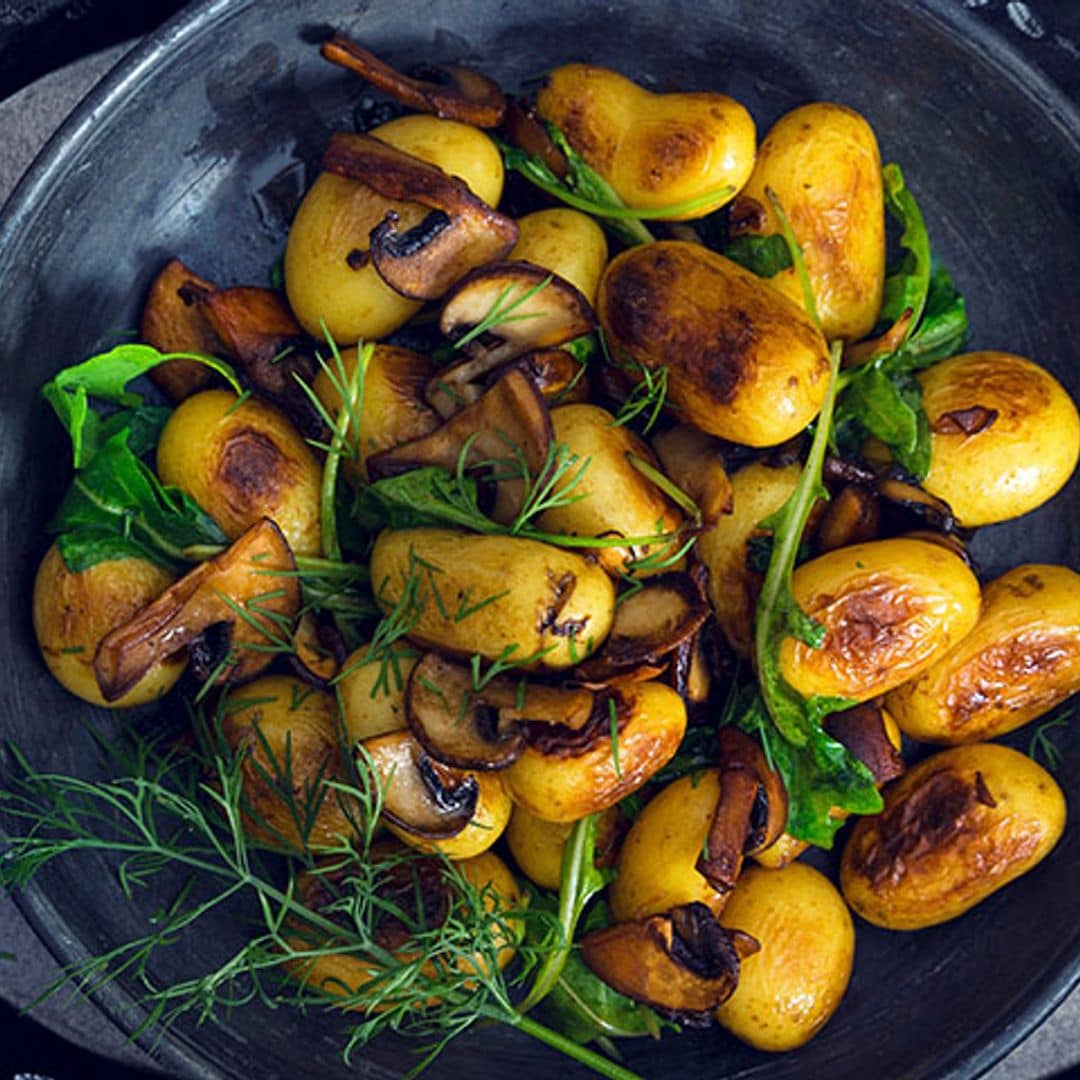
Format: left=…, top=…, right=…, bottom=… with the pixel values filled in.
left=1, top=1, right=1077, bottom=1077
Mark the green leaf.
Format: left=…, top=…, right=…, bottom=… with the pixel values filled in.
left=722, top=233, right=794, bottom=278
left=48, top=431, right=228, bottom=572
left=879, top=163, right=932, bottom=332
left=56, top=529, right=160, bottom=572
left=353, top=468, right=494, bottom=533
left=42, top=343, right=241, bottom=468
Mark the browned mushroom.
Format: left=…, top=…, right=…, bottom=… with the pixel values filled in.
left=359, top=730, right=479, bottom=838
left=509, top=348, right=589, bottom=405
left=875, top=470, right=962, bottom=536
left=140, top=257, right=224, bottom=401
left=842, top=308, right=915, bottom=368
left=429, top=262, right=596, bottom=417
left=93, top=518, right=300, bottom=702
left=814, top=483, right=881, bottom=553
left=501, top=97, right=569, bottom=179
left=291, top=611, right=345, bottom=687
left=823, top=701, right=906, bottom=786
left=667, top=628, right=712, bottom=715
left=405, top=652, right=595, bottom=770
left=900, top=529, right=974, bottom=567
left=651, top=425, right=734, bottom=525
left=367, top=367, right=552, bottom=524
left=322, top=133, right=518, bottom=301
left=580, top=901, right=760, bottom=1016
left=696, top=728, right=788, bottom=893
left=320, top=34, right=506, bottom=128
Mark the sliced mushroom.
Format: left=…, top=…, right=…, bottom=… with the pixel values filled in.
left=429, top=262, right=596, bottom=417
left=875, top=470, right=961, bottom=536
left=842, top=308, right=915, bottom=368
left=359, top=730, right=479, bottom=838
left=291, top=611, right=346, bottom=687
left=501, top=97, right=569, bottom=179
left=406, top=652, right=595, bottom=770
left=140, top=257, right=223, bottom=401
left=652, top=425, right=734, bottom=525
left=510, top=348, right=589, bottom=405
left=580, top=901, right=759, bottom=1017
left=814, top=483, right=881, bottom=553
left=823, top=701, right=906, bottom=786
left=94, top=519, right=300, bottom=702
left=667, top=628, right=712, bottom=714
left=696, top=728, right=788, bottom=893
left=367, top=367, right=552, bottom=524
left=822, top=454, right=878, bottom=489
left=320, top=34, right=505, bottom=128
left=900, top=529, right=974, bottom=567
left=322, top=132, right=518, bottom=301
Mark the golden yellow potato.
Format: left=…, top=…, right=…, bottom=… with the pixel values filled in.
left=918, top=352, right=1080, bottom=527
left=730, top=103, right=885, bottom=341
left=598, top=242, right=829, bottom=447
left=312, top=344, right=439, bottom=482
left=717, top=864, right=854, bottom=1051
left=779, top=538, right=981, bottom=702
left=510, top=209, right=609, bottom=304
left=220, top=675, right=357, bottom=851
left=32, top=544, right=184, bottom=707
left=538, top=404, right=684, bottom=577
left=537, top=63, right=754, bottom=217
left=369, top=528, right=615, bottom=670
left=609, top=770, right=727, bottom=921
left=842, top=744, right=1065, bottom=930
left=504, top=804, right=619, bottom=890
left=696, top=460, right=802, bottom=655
left=285, top=115, right=504, bottom=342
left=156, top=388, right=321, bottom=556
left=388, top=771, right=511, bottom=860
left=338, top=643, right=418, bottom=743
left=887, top=564, right=1080, bottom=744
left=504, top=679, right=686, bottom=822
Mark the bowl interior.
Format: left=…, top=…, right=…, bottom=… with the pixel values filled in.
left=1, top=1, right=1078, bottom=1078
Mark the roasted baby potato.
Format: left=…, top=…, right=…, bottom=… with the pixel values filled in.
left=536, top=63, right=755, bottom=217
left=779, top=537, right=981, bottom=702
left=505, top=804, right=619, bottom=890
left=369, top=528, right=615, bottom=670
left=337, top=643, right=419, bottom=742
left=156, top=388, right=321, bottom=556
left=887, top=564, right=1080, bottom=744
left=841, top=743, right=1066, bottom=930
left=503, top=678, right=686, bottom=822
left=220, top=675, right=357, bottom=851
left=32, top=544, right=184, bottom=707
left=510, top=208, right=609, bottom=304
left=285, top=115, right=504, bottom=342
left=917, top=351, right=1080, bottom=527
left=730, top=103, right=885, bottom=341
left=695, top=460, right=803, bottom=655
left=598, top=242, right=830, bottom=446
left=609, top=769, right=728, bottom=921
left=537, top=404, right=684, bottom=577
left=716, top=863, right=854, bottom=1051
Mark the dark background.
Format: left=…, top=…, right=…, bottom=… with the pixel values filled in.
left=0, top=1, right=1078, bottom=1078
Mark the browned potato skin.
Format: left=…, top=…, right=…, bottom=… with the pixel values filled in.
left=538, top=404, right=684, bottom=577
left=313, top=345, right=440, bottom=483
left=887, top=564, right=1080, bottom=744
left=716, top=863, right=854, bottom=1051
left=32, top=544, right=184, bottom=707
left=696, top=461, right=802, bottom=655
left=609, top=770, right=728, bottom=921
left=504, top=679, right=687, bottom=822
left=536, top=64, right=755, bottom=218
left=841, top=744, right=1066, bottom=930
left=598, top=242, right=830, bottom=447
left=779, top=538, right=981, bottom=702
left=730, top=103, right=885, bottom=341
left=918, top=352, right=1080, bottom=527
left=156, top=389, right=321, bottom=556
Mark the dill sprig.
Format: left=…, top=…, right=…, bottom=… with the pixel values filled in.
left=451, top=275, right=552, bottom=353
left=611, top=358, right=669, bottom=435
left=1027, top=710, right=1072, bottom=773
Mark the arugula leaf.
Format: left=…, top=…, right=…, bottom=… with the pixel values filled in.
left=353, top=467, right=496, bottom=533
left=42, top=343, right=241, bottom=468
left=48, top=431, right=228, bottom=572
left=878, top=163, right=932, bottom=332
left=722, top=233, right=794, bottom=278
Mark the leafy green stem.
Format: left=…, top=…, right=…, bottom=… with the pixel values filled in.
left=508, top=1012, right=644, bottom=1080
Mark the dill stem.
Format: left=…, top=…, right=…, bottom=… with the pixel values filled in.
left=509, top=1013, right=644, bottom=1080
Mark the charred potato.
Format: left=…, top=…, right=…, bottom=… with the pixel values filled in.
left=716, top=863, right=854, bottom=1051
left=779, top=537, right=981, bottom=702
left=369, top=528, right=615, bottom=670
left=730, top=103, right=885, bottom=341
left=887, top=564, right=1080, bottom=744
left=32, top=544, right=184, bottom=707
left=338, top=643, right=419, bottom=742
left=285, top=115, right=504, bottom=342
left=536, top=63, right=754, bottom=217
left=156, top=388, right=321, bottom=556
left=503, top=678, right=686, bottom=822
left=917, top=351, right=1080, bottom=527
left=510, top=208, right=609, bottom=304
left=598, top=242, right=830, bottom=447
left=841, top=743, right=1066, bottom=930
left=537, top=404, right=684, bottom=577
